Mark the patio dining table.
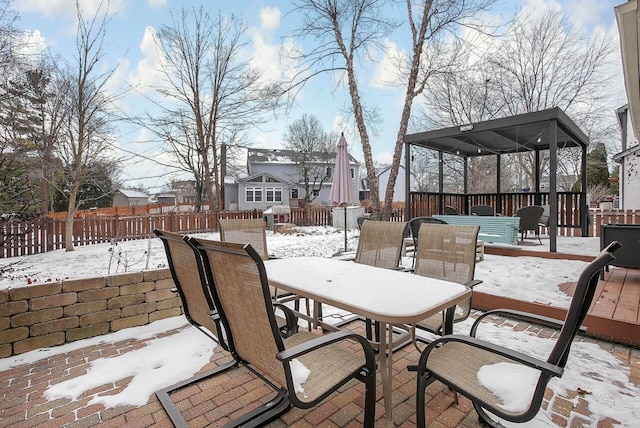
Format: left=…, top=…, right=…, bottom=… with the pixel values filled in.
left=264, top=256, right=471, bottom=427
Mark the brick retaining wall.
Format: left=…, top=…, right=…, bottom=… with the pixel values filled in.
left=0, top=268, right=181, bottom=358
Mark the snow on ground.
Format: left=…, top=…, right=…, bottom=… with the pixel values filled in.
left=0, top=226, right=600, bottom=311
left=0, top=227, right=637, bottom=426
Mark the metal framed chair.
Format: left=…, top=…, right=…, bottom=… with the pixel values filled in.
left=219, top=218, right=270, bottom=260
left=470, top=204, right=495, bottom=216
left=412, top=224, right=481, bottom=339
left=407, top=217, right=448, bottom=267
left=354, top=220, right=408, bottom=269
left=153, top=229, right=228, bottom=351
left=411, top=241, right=621, bottom=428
left=188, top=238, right=378, bottom=427
left=515, top=205, right=545, bottom=244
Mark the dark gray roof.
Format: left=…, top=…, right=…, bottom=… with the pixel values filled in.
left=247, top=148, right=359, bottom=165
left=404, top=107, right=589, bottom=157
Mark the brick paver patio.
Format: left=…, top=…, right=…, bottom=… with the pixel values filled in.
left=1, top=314, right=638, bottom=427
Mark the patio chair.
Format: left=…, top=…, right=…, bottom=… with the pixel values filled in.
left=470, top=204, right=495, bottom=216
left=219, top=217, right=300, bottom=310
left=354, top=220, right=408, bottom=269
left=412, top=224, right=481, bottom=339
left=219, top=218, right=271, bottom=260
left=407, top=217, right=448, bottom=267
left=411, top=241, right=621, bottom=428
left=515, top=205, right=545, bottom=244
left=153, top=229, right=229, bottom=351
left=443, top=205, right=458, bottom=215
left=339, top=220, right=408, bottom=342
left=538, top=204, right=551, bottom=229
left=186, top=238, right=378, bottom=427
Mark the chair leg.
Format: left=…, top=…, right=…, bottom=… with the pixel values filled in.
left=362, top=368, right=376, bottom=427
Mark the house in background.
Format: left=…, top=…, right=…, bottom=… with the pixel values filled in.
left=112, top=189, right=149, bottom=207
left=614, top=104, right=640, bottom=209
left=360, top=164, right=416, bottom=203
left=224, top=148, right=360, bottom=211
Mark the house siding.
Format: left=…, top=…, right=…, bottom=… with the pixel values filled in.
left=231, top=149, right=360, bottom=210
left=615, top=106, right=640, bottom=209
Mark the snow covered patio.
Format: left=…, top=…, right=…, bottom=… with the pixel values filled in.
left=1, top=312, right=638, bottom=427
left=1, top=227, right=639, bottom=426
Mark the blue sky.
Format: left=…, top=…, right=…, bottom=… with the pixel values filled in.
left=14, top=0, right=628, bottom=192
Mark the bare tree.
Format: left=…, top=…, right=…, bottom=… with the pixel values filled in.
left=288, top=0, right=397, bottom=219
left=147, top=7, right=281, bottom=211
left=288, top=0, right=493, bottom=219
left=56, top=1, right=121, bottom=251
left=283, top=114, right=337, bottom=206
left=419, top=8, right=614, bottom=192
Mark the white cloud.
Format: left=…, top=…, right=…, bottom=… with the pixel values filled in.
left=15, top=0, right=124, bottom=20
left=146, top=0, right=166, bottom=10
left=259, top=7, right=281, bottom=30
left=19, top=29, right=47, bottom=57
left=129, top=26, right=166, bottom=95
left=370, top=39, right=406, bottom=88
left=374, top=151, right=393, bottom=166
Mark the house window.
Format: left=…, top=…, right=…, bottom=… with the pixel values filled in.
left=266, top=187, right=282, bottom=202
left=291, top=188, right=299, bottom=199
left=248, top=176, right=263, bottom=182
left=266, top=176, right=279, bottom=183
left=246, top=187, right=263, bottom=202
left=326, top=167, right=332, bottom=177
left=351, top=168, right=355, bottom=178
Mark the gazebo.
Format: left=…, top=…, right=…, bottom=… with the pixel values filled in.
left=403, top=107, right=590, bottom=252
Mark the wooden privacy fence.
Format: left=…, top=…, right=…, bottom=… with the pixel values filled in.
left=3, top=207, right=639, bottom=259
left=1, top=207, right=333, bottom=258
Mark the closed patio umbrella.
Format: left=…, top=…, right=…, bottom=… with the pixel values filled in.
left=329, top=133, right=354, bottom=252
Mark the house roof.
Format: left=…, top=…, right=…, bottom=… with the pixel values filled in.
left=248, top=148, right=359, bottom=166
left=613, top=143, right=640, bottom=162
left=238, top=172, right=291, bottom=184
left=117, top=189, right=148, bottom=198
left=404, top=107, right=589, bottom=157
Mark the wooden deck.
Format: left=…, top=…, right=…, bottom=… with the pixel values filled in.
left=473, top=247, right=640, bottom=347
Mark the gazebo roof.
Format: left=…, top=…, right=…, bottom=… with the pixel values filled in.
left=404, top=107, right=589, bottom=156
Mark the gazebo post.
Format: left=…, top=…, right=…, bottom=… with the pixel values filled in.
left=496, top=154, right=502, bottom=214
left=405, top=142, right=411, bottom=220
left=534, top=149, right=542, bottom=205
left=438, top=151, right=444, bottom=213
left=581, top=143, right=589, bottom=237
left=549, top=119, right=558, bottom=253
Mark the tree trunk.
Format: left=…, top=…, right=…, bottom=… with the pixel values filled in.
left=64, top=184, right=79, bottom=252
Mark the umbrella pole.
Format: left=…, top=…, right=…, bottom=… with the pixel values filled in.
left=344, top=206, right=348, bottom=252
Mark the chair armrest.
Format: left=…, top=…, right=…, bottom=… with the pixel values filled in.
left=417, top=334, right=564, bottom=378
left=470, top=309, right=585, bottom=337
left=273, top=303, right=299, bottom=336
left=276, top=330, right=375, bottom=364
left=464, top=279, right=482, bottom=288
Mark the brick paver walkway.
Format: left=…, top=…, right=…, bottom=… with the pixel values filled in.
left=1, top=315, right=638, bottom=427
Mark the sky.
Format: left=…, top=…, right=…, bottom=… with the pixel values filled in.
left=12, top=0, right=629, bottom=193
left=0, top=227, right=637, bottom=426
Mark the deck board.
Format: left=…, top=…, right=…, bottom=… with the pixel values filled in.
left=590, top=268, right=625, bottom=319
left=482, top=246, right=640, bottom=345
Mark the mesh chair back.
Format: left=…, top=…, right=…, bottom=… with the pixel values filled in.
left=192, top=238, right=287, bottom=386
left=153, top=230, right=219, bottom=341
left=413, top=224, right=480, bottom=329
left=470, top=204, right=495, bottom=216
left=219, top=218, right=269, bottom=260
left=409, top=217, right=448, bottom=248
left=355, top=220, right=407, bottom=268
left=414, top=224, right=480, bottom=284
